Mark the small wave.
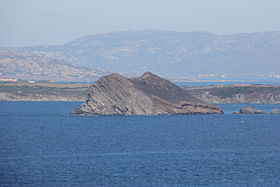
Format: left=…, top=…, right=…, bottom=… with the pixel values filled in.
left=1, top=147, right=279, bottom=160
left=0, top=151, right=197, bottom=160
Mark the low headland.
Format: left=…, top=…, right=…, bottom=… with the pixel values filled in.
left=1, top=78, right=280, bottom=104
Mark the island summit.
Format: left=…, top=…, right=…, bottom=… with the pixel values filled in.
left=72, top=72, right=223, bottom=115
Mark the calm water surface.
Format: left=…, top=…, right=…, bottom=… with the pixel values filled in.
left=1, top=101, right=280, bottom=186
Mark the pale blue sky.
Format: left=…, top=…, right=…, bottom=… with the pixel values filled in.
left=1, top=0, right=280, bottom=47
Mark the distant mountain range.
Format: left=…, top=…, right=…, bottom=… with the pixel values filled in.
left=1, top=30, right=280, bottom=81
left=0, top=50, right=105, bottom=81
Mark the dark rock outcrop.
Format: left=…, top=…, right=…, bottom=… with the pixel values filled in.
left=233, top=107, right=266, bottom=114
left=71, top=72, right=223, bottom=115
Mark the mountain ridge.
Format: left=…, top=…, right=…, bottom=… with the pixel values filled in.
left=1, top=30, right=280, bottom=80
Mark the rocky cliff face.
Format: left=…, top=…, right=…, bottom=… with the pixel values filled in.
left=72, top=72, right=223, bottom=115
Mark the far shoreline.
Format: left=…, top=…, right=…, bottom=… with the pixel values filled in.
left=1, top=82, right=280, bottom=104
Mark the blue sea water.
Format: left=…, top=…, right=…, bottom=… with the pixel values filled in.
left=0, top=101, right=280, bottom=187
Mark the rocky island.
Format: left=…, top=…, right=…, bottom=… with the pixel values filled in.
left=233, top=107, right=266, bottom=114
left=71, top=72, right=223, bottom=115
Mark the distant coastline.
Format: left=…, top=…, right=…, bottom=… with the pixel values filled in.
left=1, top=82, right=280, bottom=104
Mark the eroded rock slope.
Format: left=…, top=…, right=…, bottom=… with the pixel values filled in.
left=72, top=72, right=223, bottom=115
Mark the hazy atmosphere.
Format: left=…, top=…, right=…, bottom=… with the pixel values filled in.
left=1, top=1, right=280, bottom=186
left=1, top=0, right=280, bottom=46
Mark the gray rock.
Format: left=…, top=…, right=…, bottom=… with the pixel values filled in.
left=71, top=72, right=223, bottom=115
left=234, top=107, right=266, bottom=114
left=271, top=108, right=279, bottom=115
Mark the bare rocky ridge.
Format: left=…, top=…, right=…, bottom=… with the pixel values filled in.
left=72, top=72, right=223, bottom=115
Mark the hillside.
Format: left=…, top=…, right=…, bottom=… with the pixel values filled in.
left=0, top=82, right=87, bottom=101
left=62, top=30, right=280, bottom=78
left=0, top=50, right=105, bottom=81
left=186, top=85, right=280, bottom=104
left=72, top=72, right=223, bottom=115
left=1, top=30, right=280, bottom=80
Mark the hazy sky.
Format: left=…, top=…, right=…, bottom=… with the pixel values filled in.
left=1, top=0, right=280, bottom=47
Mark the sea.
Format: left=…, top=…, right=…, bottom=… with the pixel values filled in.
left=1, top=101, right=280, bottom=186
